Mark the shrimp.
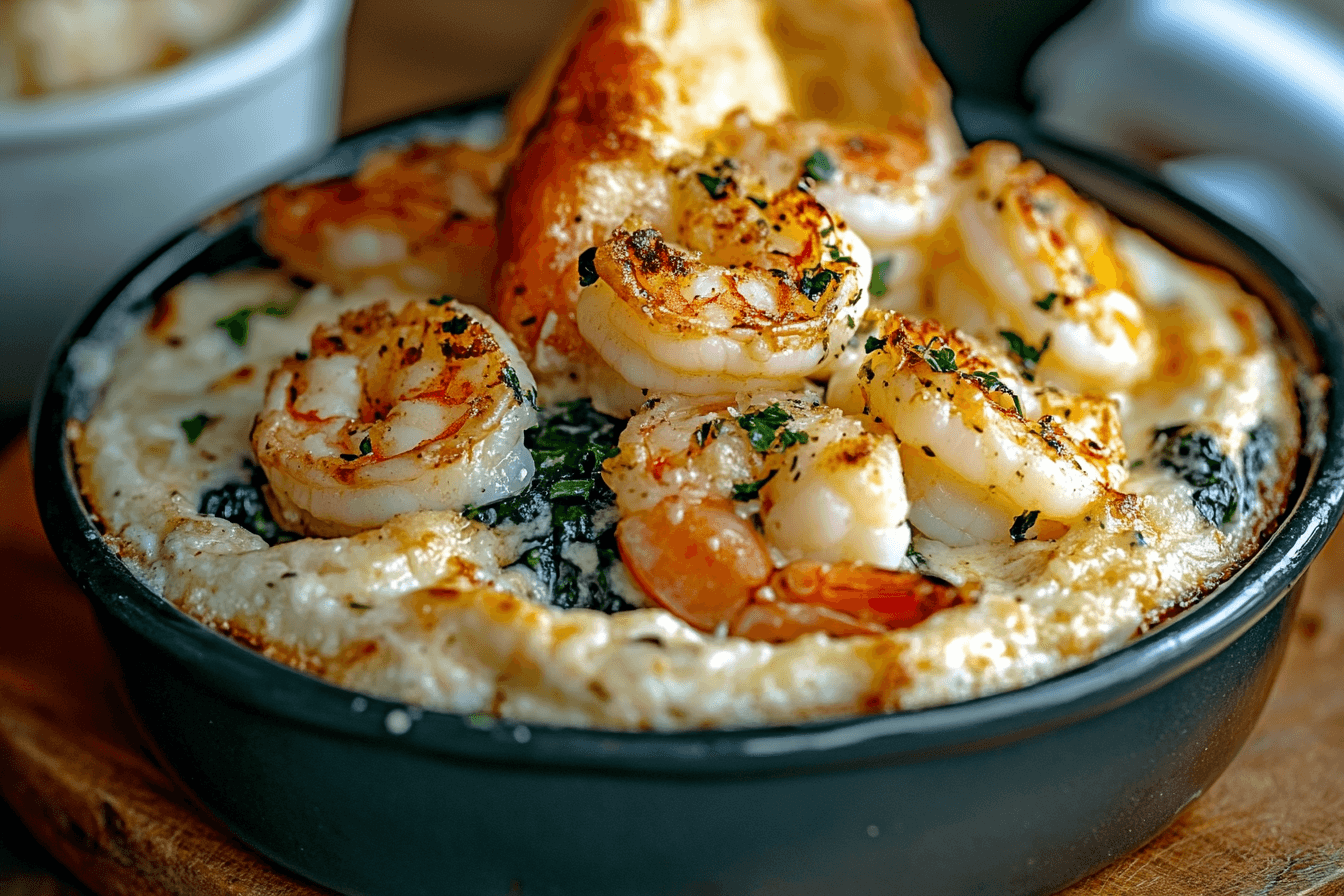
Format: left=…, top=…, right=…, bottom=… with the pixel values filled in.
left=251, top=298, right=537, bottom=538
left=711, top=108, right=958, bottom=255
left=575, top=161, right=872, bottom=396
left=852, top=314, right=1126, bottom=547
left=258, top=142, right=506, bottom=306
left=604, top=393, right=966, bottom=640
left=932, top=141, right=1156, bottom=394
left=616, top=494, right=967, bottom=642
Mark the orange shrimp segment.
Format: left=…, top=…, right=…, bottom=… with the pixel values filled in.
left=617, top=495, right=970, bottom=642
left=616, top=495, right=771, bottom=632
left=258, top=142, right=504, bottom=304
left=765, top=562, right=967, bottom=631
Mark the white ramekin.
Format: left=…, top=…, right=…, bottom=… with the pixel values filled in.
left=0, top=0, right=353, bottom=413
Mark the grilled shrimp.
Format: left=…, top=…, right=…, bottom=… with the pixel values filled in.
left=258, top=142, right=506, bottom=305
left=603, top=393, right=967, bottom=640
left=932, top=142, right=1156, bottom=393
left=711, top=109, right=957, bottom=251
left=853, top=314, right=1126, bottom=547
left=251, top=298, right=537, bottom=538
left=575, top=161, right=872, bottom=396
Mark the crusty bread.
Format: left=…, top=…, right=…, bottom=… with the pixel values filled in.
left=491, top=0, right=960, bottom=388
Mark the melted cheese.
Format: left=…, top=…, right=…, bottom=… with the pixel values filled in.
left=73, top=220, right=1302, bottom=730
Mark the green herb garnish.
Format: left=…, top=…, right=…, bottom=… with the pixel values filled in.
left=968, top=370, right=1024, bottom=417
left=428, top=295, right=453, bottom=306
left=441, top=315, right=471, bottom=335
left=463, top=400, right=633, bottom=614
left=1010, top=509, right=1040, bottom=543
left=803, top=149, right=837, bottom=181
left=180, top=413, right=211, bottom=444
left=501, top=366, right=525, bottom=403
left=799, top=267, right=838, bottom=300
left=359, top=435, right=372, bottom=456
left=870, top=257, right=892, bottom=298
left=214, top=293, right=301, bottom=347
left=736, top=404, right=808, bottom=454
left=865, top=335, right=887, bottom=354
left=215, top=308, right=253, bottom=347
left=732, top=469, right=778, bottom=501
left=914, top=339, right=958, bottom=373
left=1035, top=292, right=1059, bottom=311
left=550, top=479, right=593, bottom=500
left=1000, top=330, right=1050, bottom=381
left=697, top=172, right=730, bottom=199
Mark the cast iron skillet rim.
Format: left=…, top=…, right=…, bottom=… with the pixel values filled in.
left=30, top=96, right=1344, bottom=775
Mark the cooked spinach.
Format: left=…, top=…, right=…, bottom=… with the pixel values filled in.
left=1151, top=424, right=1258, bottom=527
left=467, top=399, right=635, bottom=613
left=199, top=461, right=297, bottom=545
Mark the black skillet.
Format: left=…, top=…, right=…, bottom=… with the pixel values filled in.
left=30, top=96, right=1344, bottom=896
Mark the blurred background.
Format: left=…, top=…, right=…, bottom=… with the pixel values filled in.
left=3, top=0, right=1344, bottom=885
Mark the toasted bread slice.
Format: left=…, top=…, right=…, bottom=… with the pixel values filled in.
left=493, top=0, right=961, bottom=392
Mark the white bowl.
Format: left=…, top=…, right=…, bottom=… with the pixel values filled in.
left=0, top=0, right=352, bottom=414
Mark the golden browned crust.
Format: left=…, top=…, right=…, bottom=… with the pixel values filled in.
left=493, top=0, right=795, bottom=372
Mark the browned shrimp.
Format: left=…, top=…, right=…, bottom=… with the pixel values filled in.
left=258, top=142, right=506, bottom=305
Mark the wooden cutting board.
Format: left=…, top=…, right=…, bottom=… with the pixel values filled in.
left=1, top=435, right=1342, bottom=896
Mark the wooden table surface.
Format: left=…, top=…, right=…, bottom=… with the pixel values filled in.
left=2, top=2, right=1343, bottom=893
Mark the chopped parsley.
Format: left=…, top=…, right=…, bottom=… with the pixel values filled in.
left=697, top=172, right=730, bottom=199
left=748, top=195, right=769, bottom=209
left=359, top=435, right=372, bottom=456
left=441, top=315, right=471, bottom=335
left=803, top=149, right=837, bottom=181
left=733, top=469, right=778, bottom=501
left=180, top=413, right=211, bottom=444
left=968, top=370, right=1024, bottom=417
left=798, top=267, right=839, bottom=300
left=214, top=293, right=302, bottom=347
left=906, top=544, right=926, bottom=567
left=1035, top=292, right=1059, bottom=311
left=913, top=339, right=958, bottom=373
left=870, top=257, right=892, bottom=298
left=428, top=295, right=454, bottom=306
left=577, top=247, right=599, bottom=287
left=1009, top=509, right=1040, bottom=543
left=865, top=335, right=887, bottom=354
left=1000, top=330, right=1050, bottom=381
left=737, top=403, right=809, bottom=454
